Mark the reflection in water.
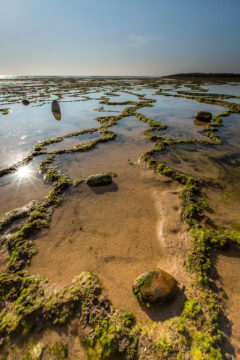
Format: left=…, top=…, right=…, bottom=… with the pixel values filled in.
left=16, top=165, right=33, bottom=179
left=52, top=111, right=61, bottom=121
left=51, top=99, right=61, bottom=121
left=194, top=119, right=209, bottom=126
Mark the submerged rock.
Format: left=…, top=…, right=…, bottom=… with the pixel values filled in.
left=85, top=173, right=112, bottom=186
left=195, top=111, right=212, bottom=122
left=133, top=268, right=177, bottom=305
left=22, top=99, right=30, bottom=105
left=52, top=99, right=61, bottom=113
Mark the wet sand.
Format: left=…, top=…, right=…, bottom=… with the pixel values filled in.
left=29, top=118, right=190, bottom=321
left=29, top=163, right=190, bottom=322
left=28, top=115, right=191, bottom=322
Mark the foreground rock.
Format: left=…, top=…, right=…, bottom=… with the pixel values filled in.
left=195, top=111, right=212, bottom=122
left=22, top=99, right=30, bottom=105
left=85, top=173, right=112, bottom=186
left=51, top=99, right=61, bottom=113
left=133, top=268, right=177, bottom=305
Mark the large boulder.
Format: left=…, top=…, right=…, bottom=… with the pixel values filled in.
left=85, top=173, right=112, bottom=186
left=195, top=111, right=212, bottom=122
left=133, top=268, right=177, bottom=305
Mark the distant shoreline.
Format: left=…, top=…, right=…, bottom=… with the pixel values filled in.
left=0, top=73, right=240, bottom=81
left=162, top=72, right=240, bottom=80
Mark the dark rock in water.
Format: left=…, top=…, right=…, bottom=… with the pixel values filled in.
left=51, top=100, right=61, bottom=120
left=85, top=173, right=112, bottom=186
left=52, top=100, right=61, bottom=113
left=195, top=111, right=212, bottom=122
left=22, top=99, right=30, bottom=105
left=133, top=268, right=177, bottom=305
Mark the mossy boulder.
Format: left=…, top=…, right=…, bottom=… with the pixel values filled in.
left=195, top=111, right=212, bottom=122
left=133, top=268, right=177, bottom=305
left=85, top=173, right=112, bottom=186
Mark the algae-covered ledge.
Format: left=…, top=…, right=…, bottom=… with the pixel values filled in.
left=0, top=78, right=239, bottom=359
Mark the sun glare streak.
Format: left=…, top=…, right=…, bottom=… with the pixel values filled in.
left=10, top=163, right=43, bottom=197
left=16, top=165, right=32, bottom=179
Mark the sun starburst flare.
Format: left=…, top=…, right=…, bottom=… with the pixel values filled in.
left=16, top=165, right=33, bottom=179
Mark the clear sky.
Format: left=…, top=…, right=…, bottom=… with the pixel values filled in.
left=1, top=0, right=240, bottom=76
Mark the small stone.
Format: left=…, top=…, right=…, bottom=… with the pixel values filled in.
left=85, top=173, right=112, bottom=186
left=133, top=268, right=177, bottom=304
left=52, top=99, right=61, bottom=113
left=195, top=111, right=212, bottom=122
left=22, top=99, right=30, bottom=105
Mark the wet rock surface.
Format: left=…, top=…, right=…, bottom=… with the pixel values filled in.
left=195, top=111, right=212, bottom=121
left=22, top=99, right=30, bottom=105
left=85, top=173, right=112, bottom=186
left=51, top=99, right=61, bottom=113
left=133, top=268, right=177, bottom=304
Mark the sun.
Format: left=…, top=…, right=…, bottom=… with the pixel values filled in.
left=16, top=165, right=32, bottom=179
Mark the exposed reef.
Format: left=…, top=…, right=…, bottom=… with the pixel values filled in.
left=0, top=77, right=239, bottom=359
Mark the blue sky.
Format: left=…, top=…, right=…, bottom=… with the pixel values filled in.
left=0, top=0, right=240, bottom=76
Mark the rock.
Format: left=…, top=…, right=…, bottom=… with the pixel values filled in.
left=195, top=111, right=212, bottom=122
left=85, top=173, right=112, bottom=186
left=52, top=100, right=61, bottom=120
left=22, top=99, right=30, bottom=105
left=52, top=99, right=61, bottom=113
left=133, top=268, right=177, bottom=305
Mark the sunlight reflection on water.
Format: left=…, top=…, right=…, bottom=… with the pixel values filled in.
left=16, top=165, right=33, bottom=179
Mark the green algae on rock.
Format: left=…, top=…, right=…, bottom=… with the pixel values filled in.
left=0, top=108, right=10, bottom=115
left=133, top=269, right=177, bottom=306
left=85, top=173, right=112, bottom=186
